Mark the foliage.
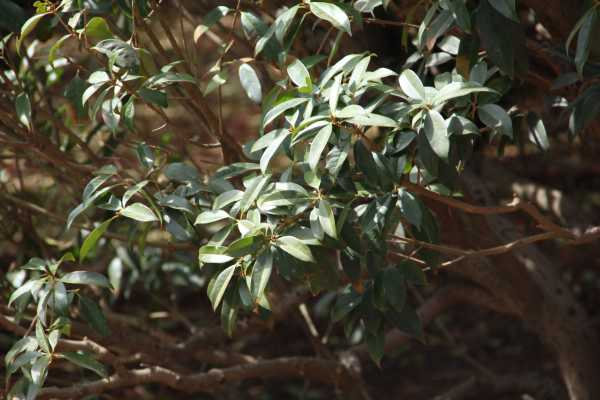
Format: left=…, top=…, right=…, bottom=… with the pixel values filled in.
left=1, top=0, right=599, bottom=398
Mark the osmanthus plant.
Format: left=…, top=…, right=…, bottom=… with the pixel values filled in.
left=3, top=0, right=599, bottom=398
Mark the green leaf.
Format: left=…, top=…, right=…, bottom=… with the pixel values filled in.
left=354, top=140, right=379, bottom=187
left=310, top=2, right=351, bottom=35
left=8, top=279, right=39, bottom=307
left=260, top=130, right=289, bottom=173
left=226, top=235, right=264, bottom=258
left=262, top=98, right=309, bottom=128
left=164, top=162, right=199, bottom=182
left=424, top=110, right=450, bottom=160
left=35, top=320, right=50, bottom=355
left=432, top=82, right=496, bottom=105
left=15, top=92, right=32, bottom=131
left=208, top=265, right=237, bottom=310
left=120, top=203, right=158, bottom=222
left=398, top=189, right=422, bottom=228
left=62, top=351, right=108, bottom=378
left=574, top=7, right=597, bottom=77
left=475, top=0, right=528, bottom=79
left=198, top=245, right=234, bottom=264
left=308, top=124, right=332, bottom=170
left=240, top=174, right=271, bottom=213
left=5, top=337, right=37, bottom=368
left=526, top=112, right=549, bottom=151
left=274, top=5, right=300, bottom=43
left=329, top=73, right=343, bottom=115
left=122, top=180, right=149, bottom=207
left=365, top=329, right=385, bottom=365
left=489, top=0, right=519, bottom=22
left=78, top=294, right=111, bottom=337
left=79, top=218, right=114, bottom=263
left=196, top=6, right=231, bottom=40
left=318, top=199, right=337, bottom=239
left=83, top=16, right=112, bottom=42
left=239, top=63, right=262, bottom=104
left=138, top=87, right=168, bottom=108
left=384, top=268, right=406, bottom=311
left=399, top=69, right=425, bottom=100
left=251, top=250, right=273, bottom=301
left=478, top=104, right=513, bottom=138
left=16, top=12, right=50, bottom=53
left=332, top=287, right=362, bottom=322
left=136, top=143, right=155, bottom=169
left=275, top=236, right=315, bottom=263
left=61, top=271, right=111, bottom=288
left=287, top=59, right=312, bottom=89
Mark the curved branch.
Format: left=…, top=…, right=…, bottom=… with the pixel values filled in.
left=38, top=357, right=366, bottom=400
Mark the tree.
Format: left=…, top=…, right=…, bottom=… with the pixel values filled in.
left=1, top=0, right=600, bottom=399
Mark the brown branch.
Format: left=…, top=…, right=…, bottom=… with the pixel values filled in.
left=403, top=181, right=600, bottom=244
left=38, top=356, right=366, bottom=399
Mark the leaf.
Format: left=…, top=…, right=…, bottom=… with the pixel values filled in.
left=195, top=6, right=231, bottom=41
left=574, top=7, right=597, bottom=77
left=198, top=245, right=234, bottom=264
left=424, top=110, right=450, bottom=160
left=5, top=337, right=38, bottom=366
left=432, top=82, right=496, bottom=105
left=526, top=112, right=549, bottom=151
left=35, top=320, right=50, bottom=355
left=62, top=351, right=108, bottom=378
left=251, top=250, right=273, bottom=301
left=275, top=236, right=315, bottom=263
left=208, top=265, right=237, bottom=310
left=240, top=174, right=271, bottom=213
left=475, top=0, right=528, bottom=79
left=365, top=330, right=385, bottom=365
left=489, top=0, right=519, bottom=22
left=308, top=124, right=332, bottom=170
left=226, top=235, right=264, bottom=258
left=120, top=203, right=158, bottom=222
left=260, top=129, right=289, bottom=173
left=61, top=271, right=111, bottom=288
left=310, top=2, right=352, bottom=35
left=354, top=140, right=379, bottom=187
left=78, top=295, right=111, bottom=337
left=138, top=87, right=168, bottom=108
left=83, top=16, right=112, bottom=42
left=478, top=104, right=513, bottom=138
left=262, top=98, right=309, bottom=128
left=164, top=162, right=199, bottom=182
left=448, top=0, right=471, bottom=32
left=332, top=288, right=362, bottom=322
left=79, top=219, right=114, bottom=263
left=384, top=268, right=406, bottom=311
left=122, top=180, right=149, bottom=207
left=136, top=143, right=155, bottom=169
left=31, top=355, right=50, bottom=385
left=318, top=200, right=337, bottom=239
left=274, top=5, right=300, bottom=43
left=15, top=92, right=32, bottom=130
left=399, top=69, right=425, bottom=100
left=287, top=59, right=312, bottom=89
left=398, top=189, right=422, bottom=228
left=8, top=279, right=37, bottom=307
left=16, top=12, right=50, bottom=53
left=239, top=63, right=262, bottom=103
left=329, top=73, right=343, bottom=114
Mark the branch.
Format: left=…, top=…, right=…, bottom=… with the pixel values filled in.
left=404, top=181, right=600, bottom=245
left=38, top=356, right=366, bottom=399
